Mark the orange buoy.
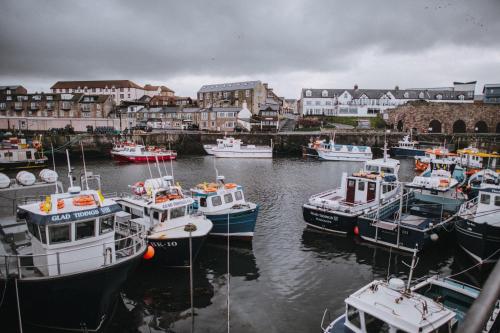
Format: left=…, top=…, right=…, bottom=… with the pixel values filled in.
left=143, top=245, right=155, bottom=260
left=354, top=226, right=359, bottom=236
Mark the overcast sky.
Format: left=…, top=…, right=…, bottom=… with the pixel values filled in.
left=1, top=0, right=499, bottom=98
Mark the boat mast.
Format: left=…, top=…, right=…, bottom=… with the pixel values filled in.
left=51, top=141, right=58, bottom=194
left=80, top=141, right=89, bottom=190
left=66, top=149, right=74, bottom=188
left=406, top=248, right=419, bottom=291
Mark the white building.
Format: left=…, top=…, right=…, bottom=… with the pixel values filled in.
left=299, top=83, right=475, bottom=117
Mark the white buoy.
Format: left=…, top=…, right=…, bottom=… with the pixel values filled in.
left=388, top=278, right=405, bottom=291
left=39, top=169, right=58, bottom=183
left=0, top=173, right=11, bottom=189
left=16, top=171, right=36, bottom=186
left=430, top=233, right=439, bottom=242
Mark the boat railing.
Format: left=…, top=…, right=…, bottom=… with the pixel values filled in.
left=0, top=222, right=146, bottom=280
left=459, top=196, right=479, bottom=214
left=320, top=308, right=331, bottom=332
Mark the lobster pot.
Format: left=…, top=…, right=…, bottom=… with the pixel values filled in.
left=40, top=169, right=58, bottom=183
left=16, top=171, right=36, bottom=186
left=144, top=178, right=164, bottom=191
left=0, top=173, right=11, bottom=189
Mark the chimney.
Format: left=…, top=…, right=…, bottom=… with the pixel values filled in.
left=263, top=83, right=268, bottom=89
left=354, top=84, right=359, bottom=90
left=395, top=85, right=399, bottom=91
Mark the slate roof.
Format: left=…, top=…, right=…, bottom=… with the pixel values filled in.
left=198, top=81, right=261, bottom=93
left=51, top=80, right=143, bottom=90
left=301, top=88, right=473, bottom=100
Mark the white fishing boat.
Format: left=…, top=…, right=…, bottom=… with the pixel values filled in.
left=315, top=134, right=372, bottom=162
left=209, top=137, right=272, bottom=158
left=303, top=144, right=400, bottom=235
left=0, top=137, right=48, bottom=171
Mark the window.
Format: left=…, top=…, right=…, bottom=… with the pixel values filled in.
left=321, top=90, right=328, bottom=97
left=458, top=95, right=465, bottom=100
left=49, top=224, right=71, bottom=244
left=76, top=220, right=95, bottom=240
left=419, top=92, right=425, bottom=99
left=170, top=206, right=186, bottom=219
left=100, top=216, right=114, bottom=234
left=346, top=305, right=361, bottom=329
left=39, top=225, right=47, bottom=244
left=224, top=193, right=233, bottom=204
left=200, top=197, right=207, bottom=207
left=27, top=223, right=41, bottom=242
left=436, top=94, right=442, bottom=100
left=212, top=196, right=223, bottom=206
left=315, top=101, right=321, bottom=106
left=234, top=90, right=239, bottom=97
left=358, top=181, right=365, bottom=191
left=235, top=191, right=243, bottom=201
left=495, top=196, right=500, bottom=207
left=364, top=312, right=391, bottom=332
left=120, top=94, right=124, bottom=99
left=404, top=92, right=409, bottom=98
left=480, top=194, right=491, bottom=205
left=305, top=90, right=312, bottom=97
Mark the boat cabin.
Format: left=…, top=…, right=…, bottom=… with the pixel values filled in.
left=0, top=148, right=40, bottom=162
left=474, top=186, right=500, bottom=224
left=191, top=180, right=246, bottom=213
left=15, top=188, right=126, bottom=277
left=397, top=135, right=418, bottom=149
left=342, top=279, right=456, bottom=333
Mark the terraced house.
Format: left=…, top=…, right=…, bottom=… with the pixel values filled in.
left=299, top=82, right=475, bottom=117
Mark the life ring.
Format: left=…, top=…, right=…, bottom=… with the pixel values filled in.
left=73, top=195, right=95, bottom=206
left=57, top=199, right=64, bottom=210
left=155, top=195, right=169, bottom=203
left=225, top=183, right=237, bottom=189
left=133, top=182, right=145, bottom=195
left=33, top=141, right=42, bottom=150
left=168, top=194, right=182, bottom=200
left=205, top=187, right=217, bottom=193
left=39, top=199, right=64, bottom=212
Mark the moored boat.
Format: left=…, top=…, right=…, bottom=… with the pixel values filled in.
left=316, top=139, right=373, bottom=162
left=303, top=146, right=400, bottom=235
left=456, top=184, right=500, bottom=264
left=414, top=147, right=456, bottom=172
left=191, top=175, right=259, bottom=239
left=210, top=137, right=272, bottom=158
left=111, top=144, right=177, bottom=163
left=0, top=158, right=147, bottom=331
left=113, top=175, right=213, bottom=267
left=390, top=134, right=426, bottom=157
left=0, top=137, right=48, bottom=171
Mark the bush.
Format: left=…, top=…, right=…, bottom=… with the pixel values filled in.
left=297, top=118, right=321, bottom=128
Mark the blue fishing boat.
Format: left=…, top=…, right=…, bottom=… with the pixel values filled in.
left=191, top=175, right=259, bottom=239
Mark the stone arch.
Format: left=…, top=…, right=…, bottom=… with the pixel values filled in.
left=428, top=120, right=442, bottom=133
left=474, top=121, right=488, bottom=133
left=452, top=120, right=466, bottom=133
left=397, top=120, right=404, bottom=131
left=497, top=123, right=500, bottom=133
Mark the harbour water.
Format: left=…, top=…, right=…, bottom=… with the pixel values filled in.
left=1, top=156, right=493, bottom=333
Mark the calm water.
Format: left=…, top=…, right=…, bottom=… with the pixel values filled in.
left=4, top=156, right=493, bottom=333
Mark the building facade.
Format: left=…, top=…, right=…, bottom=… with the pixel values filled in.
left=483, top=84, right=500, bottom=104
left=299, top=83, right=475, bottom=117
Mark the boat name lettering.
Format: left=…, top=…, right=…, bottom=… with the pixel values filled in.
left=50, top=207, right=112, bottom=222
left=310, top=211, right=338, bottom=221
left=150, top=241, right=178, bottom=247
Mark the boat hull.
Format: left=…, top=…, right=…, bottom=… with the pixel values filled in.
left=147, top=234, right=207, bottom=267
left=317, top=150, right=372, bottom=162
left=302, top=204, right=358, bottom=235
left=0, top=158, right=48, bottom=171
left=390, top=147, right=425, bottom=157
left=455, top=217, right=500, bottom=264
left=205, top=206, right=259, bottom=239
left=0, top=253, right=143, bottom=332
left=212, top=150, right=272, bottom=158
left=111, top=152, right=176, bottom=163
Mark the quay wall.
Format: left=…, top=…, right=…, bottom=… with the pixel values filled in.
left=40, top=131, right=500, bottom=157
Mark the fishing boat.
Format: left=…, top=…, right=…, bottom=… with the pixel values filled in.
left=455, top=184, right=500, bottom=264
left=0, top=154, right=147, bottom=332
left=414, top=147, right=456, bottom=172
left=466, top=169, right=500, bottom=199
left=390, top=134, right=426, bottom=157
left=0, top=137, right=48, bottom=171
left=209, top=137, right=272, bottom=158
left=302, top=137, right=325, bottom=158
left=315, top=134, right=372, bottom=161
left=357, top=161, right=467, bottom=252
left=303, top=145, right=400, bottom=235
left=191, top=174, right=259, bottom=239
left=111, top=140, right=137, bottom=153
left=323, top=251, right=500, bottom=333
left=113, top=175, right=213, bottom=267
left=111, top=144, right=177, bottom=163
left=203, top=144, right=215, bottom=155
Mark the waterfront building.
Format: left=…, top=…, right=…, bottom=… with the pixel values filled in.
left=198, top=107, right=239, bottom=132
left=0, top=85, right=27, bottom=95
left=299, top=82, right=475, bottom=117
left=197, top=80, right=279, bottom=115
left=143, top=84, right=175, bottom=97
left=283, top=99, right=298, bottom=114
left=255, top=103, right=279, bottom=132
left=483, top=84, right=500, bottom=104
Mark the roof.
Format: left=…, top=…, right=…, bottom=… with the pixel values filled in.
left=51, top=80, right=143, bottom=90
left=198, top=81, right=261, bottom=93
left=143, top=84, right=174, bottom=93
left=302, top=88, right=473, bottom=100
left=260, top=104, right=279, bottom=111
left=0, top=85, right=24, bottom=90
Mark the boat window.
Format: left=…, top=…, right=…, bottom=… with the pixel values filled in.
left=170, top=206, right=186, bottom=219
left=26, top=150, right=32, bottom=159
left=480, top=194, right=490, bottom=205
left=200, top=197, right=207, bottom=207
left=364, top=312, right=391, bottom=332
left=358, top=181, right=365, bottom=191
left=100, top=215, right=114, bottom=234
left=495, top=195, right=500, bottom=207
left=346, top=305, right=361, bottom=329
left=39, top=225, right=47, bottom=244
left=224, top=193, right=233, bottom=204
left=144, top=208, right=150, bottom=216
left=235, top=191, right=243, bottom=201
left=381, top=167, right=393, bottom=174
left=348, top=180, right=355, bottom=187
left=383, top=184, right=394, bottom=194
left=212, top=196, right=223, bottom=207
left=76, top=220, right=95, bottom=240
left=153, top=211, right=159, bottom=220
left=49, top=224, right=71, bottom=244
left=365, top=165, right=378, bottom=172
left=431, top=323, right=451, bottom=333
left=27, top=223, right=41, bottom=242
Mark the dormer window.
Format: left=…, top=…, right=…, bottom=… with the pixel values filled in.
left=436, top=94, right=442, bottom=100
left=404, top=92, right=409, bottom=98
left=419, top=92, right=425, bottom=99
left=458, top=95, right=465, bottom=100
left=305, top=90, right=312, bottom=97
left=321, top=90, right=328, bottom=97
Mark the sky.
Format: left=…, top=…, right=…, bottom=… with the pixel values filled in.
left=1, top=0, right=499, bottom=98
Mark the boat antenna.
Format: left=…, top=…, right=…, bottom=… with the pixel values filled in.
left=154, top=154, right=162, bottom=178
left=80, top=141, right=89, bottom=190
left=214, top=156, right=219, bottom=182
left=50, top=141, right=58, bottom=194
left=142, top=137, right=153, bottom=179
left=161, top=155, right=169, bottom=177
left=65, top=149, right=74, bottom=188
left=169, top=142, right=174, bottom=183
left=403, top=248, right=419, bottom=291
